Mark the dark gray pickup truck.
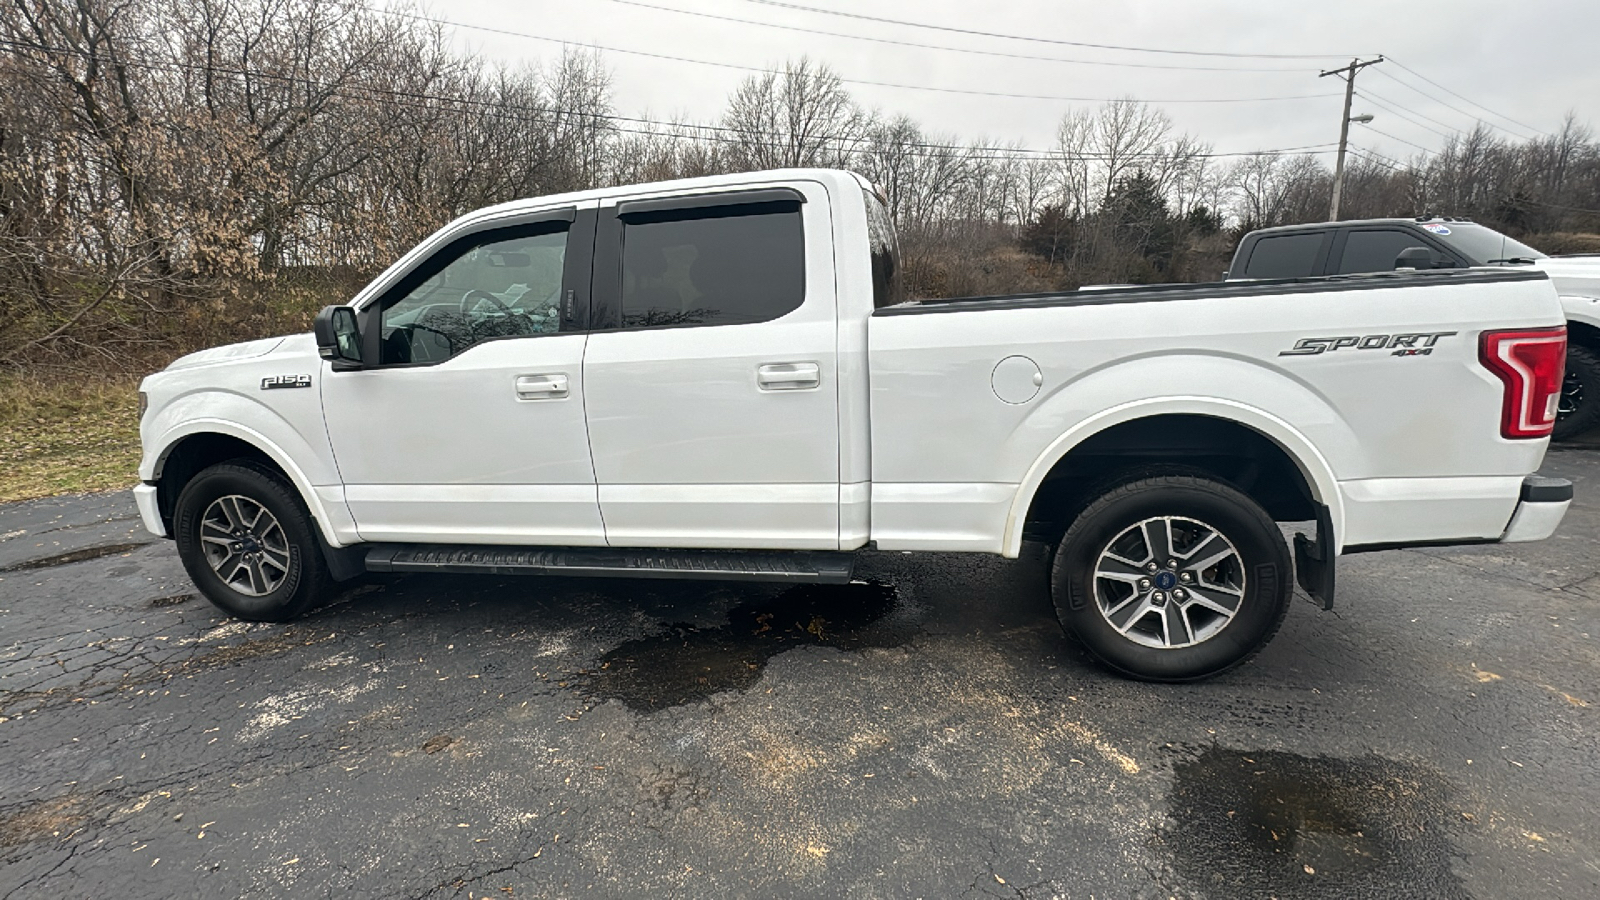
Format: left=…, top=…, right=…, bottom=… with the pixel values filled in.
left=1227, top=217, right=1600, bottom=440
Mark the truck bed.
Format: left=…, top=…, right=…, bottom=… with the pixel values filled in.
left=866, top=267, right=1558, bottom=557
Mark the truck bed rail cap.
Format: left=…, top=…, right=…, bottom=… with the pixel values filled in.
left=872, top=268, right=1550, bottom=316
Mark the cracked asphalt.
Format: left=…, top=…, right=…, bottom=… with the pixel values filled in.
left=2, top=447, right=1598, bottom=899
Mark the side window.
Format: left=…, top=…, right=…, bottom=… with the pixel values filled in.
left=1337, top=230, right=1434, bottom=274
left=864, top=188, right=906, bottom=309
left=1243, top=232, right=1325, bottom=278
left=618, top=202, right=803, bottom=328
left=379, top=227, right=569, bottom=365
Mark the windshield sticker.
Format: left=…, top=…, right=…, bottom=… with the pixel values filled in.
left=1422, top=223, right=1451, bottom=235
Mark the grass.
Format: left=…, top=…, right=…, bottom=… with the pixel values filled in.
left=0, top=373, right=142, bottom=503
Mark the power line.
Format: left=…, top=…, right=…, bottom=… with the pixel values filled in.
left=371, top=6, right=1341, bottom=105
left=1386, top=58, right=1547, bottom=137
left=605, top=0, right=1313, bottom=73
left=1369, top=67, right=1540, bottom=141
left=1355, top=91, right=1455, bottom=140
left=1360, top=124, right=1434, bottom=155
left=1346, top=145, right=1407, bottom=171
left=0, top=36, right=1339, bottom=162
left=1521, top=198, right=1600, bottom=214
left=1355, top=87, right=1459, bottom=136
left=740, top=0, right=1362, bottom=60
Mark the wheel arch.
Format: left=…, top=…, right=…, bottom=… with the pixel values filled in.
left=148, top=421, right=346, bottom=547
left=1566, top=315, right=1600, bottom=350
left=1002, top=398, right=1344, bottom=557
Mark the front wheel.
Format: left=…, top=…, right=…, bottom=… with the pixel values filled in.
left=173, top=461, right=331, bottom=622
left=1552, top=344, right=1600, bottom=442
left=1050, top=474, right=1292, bottom=681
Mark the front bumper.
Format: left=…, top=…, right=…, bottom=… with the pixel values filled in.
left=1500, top=475, right=1572, bottom=543
left=133, top=483, right=166, bottom=538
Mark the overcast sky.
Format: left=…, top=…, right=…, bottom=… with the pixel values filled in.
left=415, top=0, right=1600, bottom=164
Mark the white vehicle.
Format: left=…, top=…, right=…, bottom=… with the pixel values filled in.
left=136, top=169, right=1574, bottom=681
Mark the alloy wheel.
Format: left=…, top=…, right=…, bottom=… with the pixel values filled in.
left=199, top=494, right=291, bottom=596
left=1092, top=516, right=1245, bottom=649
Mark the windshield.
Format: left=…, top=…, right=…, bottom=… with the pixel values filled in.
left=1426, top=222, right=1546, bottom=264
left=863, top=187, right=906, bottom=308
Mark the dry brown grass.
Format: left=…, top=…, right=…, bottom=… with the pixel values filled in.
left=0, top=372, right=142, bottom=502
left=1528, top=232, right=1600, bottom=255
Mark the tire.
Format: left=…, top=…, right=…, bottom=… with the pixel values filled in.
left=1552, top=344, right=1600, bottom=442
left=173, top=461, right=332, bottom=622
left=1049, top=473, right=1292, bottom=682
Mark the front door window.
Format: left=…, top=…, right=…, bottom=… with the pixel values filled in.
left=379, top=229, right=569, bottom=364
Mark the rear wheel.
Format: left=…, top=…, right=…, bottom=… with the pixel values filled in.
left=1050, top=474, right=1292, bottom=681
left=1552, top=344, right=1600, bottom=442
left=173, top=461, right=331, bottom=622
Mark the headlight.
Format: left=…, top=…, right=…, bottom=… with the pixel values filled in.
left=138, top=391, right=148, bottom=420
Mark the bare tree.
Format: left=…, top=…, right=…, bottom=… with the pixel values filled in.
left=722, top=57, right=867, bottom=171
left=3, top=2, right=1597, bottom=367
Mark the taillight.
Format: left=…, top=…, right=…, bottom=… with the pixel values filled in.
left=1479, top=327, right=1567, bottom=439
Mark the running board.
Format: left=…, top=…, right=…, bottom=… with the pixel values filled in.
left=363, top=544, right=858, bottom=584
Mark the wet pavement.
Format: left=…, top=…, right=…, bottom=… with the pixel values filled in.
left=1, top=447, right=1597, bottom=899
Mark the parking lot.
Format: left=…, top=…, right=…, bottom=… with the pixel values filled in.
left=1, top=446, right=1596, bottom=900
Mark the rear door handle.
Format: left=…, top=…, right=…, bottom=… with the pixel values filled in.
left=515, top=373, right=569, bottom=400
left=757, top=362, right=821, bottom=391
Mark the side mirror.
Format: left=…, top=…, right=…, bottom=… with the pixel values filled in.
left=1394, top=247, right=1435, bottom=270
left=313, top=305, right=363, bottom=370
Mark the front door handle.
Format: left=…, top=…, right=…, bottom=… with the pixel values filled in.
left=515, top=373, right=569, bottom=400
left=757, top=362, right=821, bottom=391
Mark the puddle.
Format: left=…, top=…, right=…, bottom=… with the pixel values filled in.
left=585, top=581, right=913, bottom=712
left=1163, top=746, right=1463, bottom=899
left=0, top=542, right=149, bottom=572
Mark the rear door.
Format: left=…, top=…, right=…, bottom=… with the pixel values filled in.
left=1238, top=230, right=1332, bottom=278
left=580, top=184, right=841, bottom=549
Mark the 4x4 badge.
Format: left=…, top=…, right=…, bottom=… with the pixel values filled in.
left=261, top=374, right=313, bottom=390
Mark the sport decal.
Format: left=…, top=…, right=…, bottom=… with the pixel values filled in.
left=1279, top=332, right=1458, bottom=357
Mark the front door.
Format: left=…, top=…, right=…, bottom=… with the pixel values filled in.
left=581, top=185, right=841, bottom=549
left=322, top=204, right=605, bottom=544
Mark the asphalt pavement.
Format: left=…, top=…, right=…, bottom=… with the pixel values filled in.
left=2, top=447, right=1597, bottom=899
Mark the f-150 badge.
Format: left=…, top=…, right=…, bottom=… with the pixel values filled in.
left=1279, top=331, right=1457, bottom=357
left=261, top=374, right=313, bottom=389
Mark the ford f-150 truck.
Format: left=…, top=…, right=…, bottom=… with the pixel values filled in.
left=136, top=169, right=1574, bottom=681
left=1227, top=217, right=1600, bottom=440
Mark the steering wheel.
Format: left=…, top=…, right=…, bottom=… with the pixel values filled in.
left=460, top=289, right=515, bottom=318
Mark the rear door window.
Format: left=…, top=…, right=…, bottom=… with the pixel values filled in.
left=617, top=201, right=804, bottom=328
left=1336, top=229, right=1438, bottom=274
left=1243, top=232, right=1326, bottom=278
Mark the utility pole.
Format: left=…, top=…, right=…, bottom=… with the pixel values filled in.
left=1321, top=56, right=1384, bottom=221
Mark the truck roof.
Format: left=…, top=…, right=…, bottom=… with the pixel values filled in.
left=1244, top=217, right=1471, bottom=236
left=464, top=168, right=871, bottom=222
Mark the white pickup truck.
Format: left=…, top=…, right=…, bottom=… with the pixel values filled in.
left=136, top=168, right=1574, bottom=681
